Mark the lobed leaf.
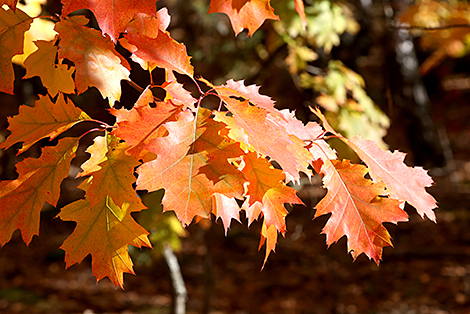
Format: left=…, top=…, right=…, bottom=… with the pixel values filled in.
left=137, top=109, right=246, bottom=226
left=79, top=134, right=143, bottom=209
left=315, top=158, right=408, bottom=263
left=61, top=0, right=157, bottom=43
left=208, top=0, right=279, bottom=36
left=124, top=31, right=194, bottom=77
left=55, top=16, right=130, bottom=106
left=24, top=39, right=75, bottom=97
left=58, top=193, right=151, bottom=288
left=110, top=87, right=182, bottom=159
left=347, top=136, right=437, bottom=222
left=1, top=94, right=89, bottom=154
left=0, top=137, right=78, bottom=245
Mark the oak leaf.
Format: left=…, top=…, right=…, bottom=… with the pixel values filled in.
left=208, top=0, right=279, bottom=36
left=0, top=6, right=32, bottom=94
left=137, top=109, right=246, bottom=226
left=0, top=137, right=78, bottom=245
left=124, top=31, right=194, bottom=77
left=24, top=39, right=75, bottom=96
left=78, top=134, right=143, bottom=209
left=213, top=193, right=242, bottom=235
left=55, top=16, right=130, bottom=106
left=110, top=87, right=182, bottom=158
left=241, top=152, right=302, bottom=232
left=0, top=94, right=89, bottom=154
left=58, top=192, right=151, bottom=288
left=136, top=111, right=211, bottom=225
left=347, top=136, right=437, bottom=221
left=315, top=158, right=409, bottom=262
left=211, top=99, right=309, bottom=183
left=119, top=9, right=173, bottom=72
left=61, top=0, right=157, bottom=42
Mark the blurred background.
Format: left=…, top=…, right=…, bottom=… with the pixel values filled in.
left=1, top=0, right=470, bottom=313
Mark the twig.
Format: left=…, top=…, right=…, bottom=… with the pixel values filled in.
left=390, top=23, right=470, bottom=31
left=162, top=243, right=187, bottom=314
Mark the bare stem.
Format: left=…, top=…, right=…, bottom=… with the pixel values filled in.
left=162, top=243, right=187, bottom=314
left=390, top=23, right=470, bottom=31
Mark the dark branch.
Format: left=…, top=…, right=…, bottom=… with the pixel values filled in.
left=390, top=23, right=470, bottom=31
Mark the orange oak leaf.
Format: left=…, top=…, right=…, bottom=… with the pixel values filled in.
left=78, top=134, right=143, bottom=209
left=208, top=0, right=279, bottom=36
left=137, top=109, right=246, bottom=226
left=241, top=152, right=302, bottom=232
left=24, top=39, right=75, bottom=96
left=211, top=99, right=309, bottom=183
left=0, top=6, right=32, bottom=94
left=119, top=9, right=173, bottom=72
left=347, top=136, right=437, bottom=222
left=0, top=137, right=78, bottom=245
left=55, top=16, right=130, bottom=106
left=202, top=78, right=312, bottom=182
left=161, top=79, right=197, bottom=110
left=0, top=94, right=89, bottom=154
left=213, top=193, right=242, bottom=235
left=61, top=0, right=157, bottom=42
left=136, top=111, right=211, bottom=225
left=124, top=31, right=194, bottom=77
left=110, top=87, right=182, bottom=158
left=201, top=78, right=285, bottom=121
left=259, top=219, right=278, bottom=266
left=58, top=192, right=151, bottom=288
left=315, top=158, right=409, bottom=263
left=277, top=109, right=335, bottom=174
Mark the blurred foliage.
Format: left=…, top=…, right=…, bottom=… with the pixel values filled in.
left=301, top=60, right=390, bottom=148
left=131, top=190, right=187, bottom=266
left=399, top=0, right=470, bottom=75
left=269, top=0, right=388, bottom=148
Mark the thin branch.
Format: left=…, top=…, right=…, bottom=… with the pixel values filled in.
left=162, top=243, right=187, bottom=314
left=390, top=23, right=470, bottom=31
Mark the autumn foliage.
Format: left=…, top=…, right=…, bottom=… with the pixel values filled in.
left=0, top=0, right=437, bottom=288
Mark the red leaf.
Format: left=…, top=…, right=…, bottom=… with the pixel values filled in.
left=1, top=94, right=89, bottom=154
left=294, top=0, right=307, bottom=30
left=137, top=109, right=246, bottom=227
left=124, top=31, right=194, bottom=77
left=58, top=193, right=150, bottom=288
left=208, top=0, right=279, bottom=36
left=61, top=0, right=157, bottom=42
left=110, top=87, right=182, bottom=158
left=55, top=16, right=130, bottom=106
left=0, top=137, right=78, bottom=245
left=315, top=158, right=408, bottom=263
left=347, top=136, right=437, bottom=222
left=241, top=152, right=303, bottom=232
left=205, top=78, right=313, bottom=182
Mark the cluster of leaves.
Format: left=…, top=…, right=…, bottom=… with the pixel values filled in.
left=271, top=0, right=387, bottom=148
left=0, top=0, right=437, bottom=288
